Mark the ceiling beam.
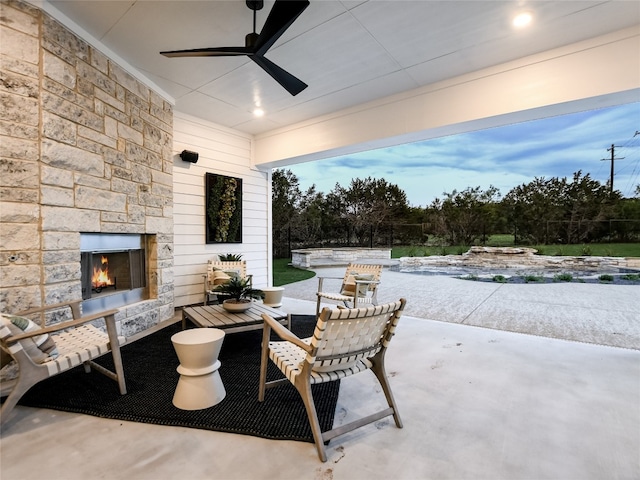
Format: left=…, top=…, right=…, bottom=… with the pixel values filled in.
left=253, top=26, right=640, bottom=169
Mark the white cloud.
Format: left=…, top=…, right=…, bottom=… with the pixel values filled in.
left=287, top=102, right=640, bottom=206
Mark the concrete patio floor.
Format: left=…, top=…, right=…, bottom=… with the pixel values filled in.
left=1, top=266, right=639, bottom=479
left=285, top=265, right=640, bottom=350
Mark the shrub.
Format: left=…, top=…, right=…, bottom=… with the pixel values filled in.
left=492, top=275, right=507, bottom=283
left=554, top=273, right=573, bottom=282
left=621, top=274, right=640, bottom=281
left=523, top=275, right=544, bottom=283
left=599, top=274, right=614, bottom=283
left=581, top=245, right=592, bottom=256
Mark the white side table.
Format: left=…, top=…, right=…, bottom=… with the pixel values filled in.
left=171, top=328, right=226, bottom=410
left=262, top=286, right=285, bottom=308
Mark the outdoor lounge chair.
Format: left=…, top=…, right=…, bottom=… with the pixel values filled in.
left=258, top=298, right=406, bottom=462
left=0, top=301, right=126, bottom=425
left=315, top=263, right=382, bottom=317
left=204, top=259, right=253, bottom=305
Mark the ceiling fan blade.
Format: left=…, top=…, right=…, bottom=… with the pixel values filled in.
left=255, top=0, right=309, bottom=55
left=251, top=55, right=307, bottom=96
left=160, top=1, right=309, bottom=95
left=160, top=47, right=253, bottom=58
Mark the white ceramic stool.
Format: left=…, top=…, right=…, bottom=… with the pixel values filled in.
left=262, top=286, right=285, bottom=308
left=171, top=328, right=226, bottom=410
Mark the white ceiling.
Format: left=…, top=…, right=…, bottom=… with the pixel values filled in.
left=46, top=0, right=640, bottom=136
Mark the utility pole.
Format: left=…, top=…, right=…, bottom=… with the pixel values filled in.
left=601, top=144, right=624, bottom=195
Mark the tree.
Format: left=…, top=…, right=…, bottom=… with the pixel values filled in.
left=612, top=197, right=640, bottom=240
left=271, top=169, right=302, bottom=256
left=502, top=171, right=620, bottom=244
left=338, top=177, right=409, bottom=245
left=430, top=186, right=501, bottom=245
left=502, top=177, right=566, bottom=244
left=272, top=168, right=635, bottom=254
left=560, top=171, right=618, bottom=243
left=297, top=185, right=327, bottom=245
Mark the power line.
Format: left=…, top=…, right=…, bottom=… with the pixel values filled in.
left=619, top=131, right=640, bottom=196
left=600, top=144, right=625, bottom=195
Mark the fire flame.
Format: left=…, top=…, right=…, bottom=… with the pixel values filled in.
left=92, top=255, right=114, bottom=287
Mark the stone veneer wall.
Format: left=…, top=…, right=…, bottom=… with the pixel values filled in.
left=399, top=247, right=638, bottom=271
left=291, top=248, right=392, bottom=268
left=0, top=0, right=175, bottom=335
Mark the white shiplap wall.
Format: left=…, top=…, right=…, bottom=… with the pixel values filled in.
left=172, top=112, right=271, bottom=307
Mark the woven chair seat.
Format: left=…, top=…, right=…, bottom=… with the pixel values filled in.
left=268, top=338, right=373, bottom=384
left=46, top=325, right=125, bottom=376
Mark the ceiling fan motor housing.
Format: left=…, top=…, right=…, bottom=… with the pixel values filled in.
left=245, top=32, right=259, bottom=48
left=246, top=1, right=263, bottom=11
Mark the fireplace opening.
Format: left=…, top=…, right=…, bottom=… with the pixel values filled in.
left=82, top=250, right=146, bottom=300
left=80, top=233, right=149, bottom=313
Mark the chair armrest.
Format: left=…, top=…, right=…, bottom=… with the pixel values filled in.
left=316, top=276, right=344, bottom=292
left=5, top=308, right=119, bottom=344
left=261, top=314, right=312, bottom=353
left=353, top=280, right=380, bottom=285
left=353, top=279, right=380, bottom=292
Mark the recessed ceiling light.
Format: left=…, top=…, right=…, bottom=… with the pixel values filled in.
left=513, top=12, right=533, bottom=28
left=253, top=108, right=265, bottom=117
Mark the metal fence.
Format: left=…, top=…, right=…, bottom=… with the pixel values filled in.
left=273, top=223, right=433, bottom=258
left=273, top=220, right=640, bottom=258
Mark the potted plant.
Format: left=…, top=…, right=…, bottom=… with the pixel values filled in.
left=213, top=276, right=264, bottom=313
left=218, top=253, right=243, bottom=262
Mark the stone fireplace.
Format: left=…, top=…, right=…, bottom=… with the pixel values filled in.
left=0, top=1, right=175, bottom=337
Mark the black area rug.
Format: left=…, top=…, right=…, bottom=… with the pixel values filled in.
left=18, top=315, right=339, bottom=443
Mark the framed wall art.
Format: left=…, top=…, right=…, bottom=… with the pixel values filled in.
left=205, top=172, right=242, bottom=244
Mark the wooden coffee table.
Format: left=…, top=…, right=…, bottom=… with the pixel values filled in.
left=182, top=303, right=291, bottom=333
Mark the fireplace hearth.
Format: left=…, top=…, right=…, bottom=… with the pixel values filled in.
left=81, top=233, right=149, bottom=314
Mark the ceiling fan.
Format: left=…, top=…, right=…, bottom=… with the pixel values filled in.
left=160, top=0, right=310, bottom=96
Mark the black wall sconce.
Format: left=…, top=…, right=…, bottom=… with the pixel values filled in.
left=180, top=150, right=199, bottom=163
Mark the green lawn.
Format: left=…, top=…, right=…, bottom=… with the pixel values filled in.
left=272, top=258, right=315, bottom=286
left=392, top=241, right=640, bottom=258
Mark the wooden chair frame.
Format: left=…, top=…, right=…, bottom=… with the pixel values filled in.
left=315, top=263, right=383, bottom=317
left=0, top=301, right=126, bottom=425
left=258, top=299, right=406, bottom=462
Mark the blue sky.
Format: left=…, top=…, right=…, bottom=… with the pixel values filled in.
left=286, top=102, right=640, bottom=207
